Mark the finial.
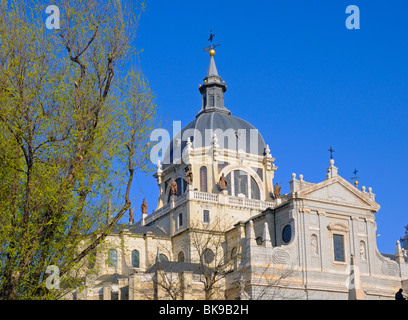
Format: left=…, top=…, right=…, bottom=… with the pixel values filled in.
left=264, top=144, right=271, bottom=157
left=291, top=173, right=296, bottom=179
left=326, top=158, right=338, bottom=179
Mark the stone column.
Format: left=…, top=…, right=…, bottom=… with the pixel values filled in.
left=183, top=271, right=193, bottom=300
left=317, top=210, right=329, bottom=271
left=128, top=274, right=135, bottom=300
left=103, top=285, right=112, bottom=300
left=235, top=221, right=246, bottom=268
left=144, top=231, right=154, bottom=267
left=130, top=273, right=143, bottom=300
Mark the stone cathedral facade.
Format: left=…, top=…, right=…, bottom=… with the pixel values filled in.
left=73, top=49, right=408, bottom=300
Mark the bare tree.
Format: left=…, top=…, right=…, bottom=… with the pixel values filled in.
left=189, top=216, right=234, bottom=300
left=237, top=263, right=296, bottom=300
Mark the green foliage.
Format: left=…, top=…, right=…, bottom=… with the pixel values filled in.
left=0, top=0, right=157, bottom=299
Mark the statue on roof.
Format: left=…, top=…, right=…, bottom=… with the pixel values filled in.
left=170, top=179, right=178, bottom=196
left=185, top=165, right=193, bottom=185
left=141, top=198, right=147, bottom=215
left=273, top=182, right=281, bottom=199
left=219, top=173, right=228, bottom=191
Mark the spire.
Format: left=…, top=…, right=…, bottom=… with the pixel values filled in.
left=156, top=247, right=161, bottom=263
left=207, top=54, right=219, bottom=77
left=395, top=240, right=404, bottom=263
left=247, top=220, right=256, bottom=247
left=262, top=222, right=272, bottom=248
left=198, top=30, right=230, bottom=117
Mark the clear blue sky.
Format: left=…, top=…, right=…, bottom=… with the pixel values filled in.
left=128, top=0, right=408, bottom=254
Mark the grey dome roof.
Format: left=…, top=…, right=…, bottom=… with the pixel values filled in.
left=163, top=109, right=266, bottom=166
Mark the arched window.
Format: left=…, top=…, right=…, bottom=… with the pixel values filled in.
left=256, top=236, right=263, bottom=246
left=251, top=176, right=260, bottom=200
left=131, top=250, right=140, bottom=268
left=225, top=170, right=261, bottom=200
left=234, top=170, right=248, bottom=197
left=178, top=251, right=185, bottom=262
left=209, top=95, right=214, bottom=107
left=200, top=166, right=208, bottom=192
left=108, top=249, right=117, bottom=268
left=159, top=254, right=169, bottom=262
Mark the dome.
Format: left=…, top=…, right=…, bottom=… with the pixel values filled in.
left=163, top=109, right=266, bottom=166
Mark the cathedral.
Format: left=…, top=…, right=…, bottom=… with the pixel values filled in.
left=73, top=45, right=408, bottom=301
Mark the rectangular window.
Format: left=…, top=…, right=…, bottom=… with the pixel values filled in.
left=178, top=213, right=183, bottom=228
left=203, top=210, right=210, bottom=223
left=333, top=234, right=345, bottom=262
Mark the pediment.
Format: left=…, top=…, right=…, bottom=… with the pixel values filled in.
left=297, top=176, right=380, bottom=211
